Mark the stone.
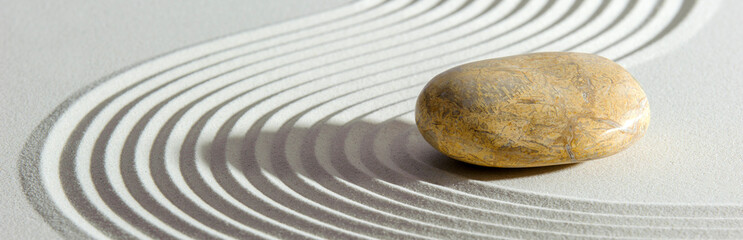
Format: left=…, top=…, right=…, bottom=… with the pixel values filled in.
left=415, top=52, right=650, bottom=167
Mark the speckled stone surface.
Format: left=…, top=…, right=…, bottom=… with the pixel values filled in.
left=415, top=52, right=650, bottom=167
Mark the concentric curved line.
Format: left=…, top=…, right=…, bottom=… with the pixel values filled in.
left=22, top=1, right=390, bottom=238
left=261, top=59, right=739, bottom=238
left=104, top=0, right=556, bottom=235
left=72, top=0, right=410, bottom=236
left=209, top=0, right=560, bottom=236
left=326, top=88, right=743, bottom=236
left=19, top=0, right=739, bottom=239
left=170, top=0, right=536, bottom=237
left=592, top=0, right=663, bottom=55
left=71, top=0, right=488, bottom=238
left=85, top=0, right=448, bottom=238
left=190, top=0, right=732, bottom=236
left=123, top=0, right=448, bottom=238
left=198, top=0, right=740, bottom=235
left=615, top=0, right=695, bottom=60
left=266, top=74, right=740, bottom=237
left=137, top=0, right=480, bottom=239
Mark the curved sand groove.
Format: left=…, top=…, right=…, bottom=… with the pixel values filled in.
left=20, top=0, right=739, bottom=239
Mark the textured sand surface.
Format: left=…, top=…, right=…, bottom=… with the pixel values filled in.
left=3, top=0, right=743, bottom=239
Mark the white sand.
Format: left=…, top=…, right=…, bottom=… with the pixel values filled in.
left=3, top=0, right=742, bottom=238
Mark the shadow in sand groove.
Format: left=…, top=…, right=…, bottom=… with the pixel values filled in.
left=193, top=120, right=576, bottom=238
left=19, top=0, right=731, bottom=238
left=199, top=120, right=574, bottom=185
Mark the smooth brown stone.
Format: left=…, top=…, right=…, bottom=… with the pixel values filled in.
left=415, top=52, right=650, bottom=167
